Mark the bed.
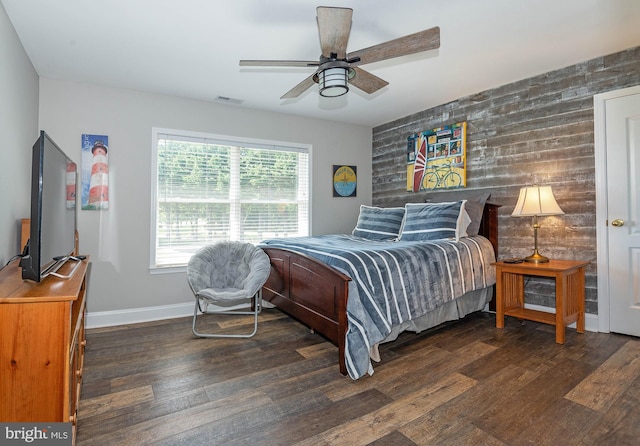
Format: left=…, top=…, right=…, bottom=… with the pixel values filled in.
left=259, top=197, right=499, bottom=379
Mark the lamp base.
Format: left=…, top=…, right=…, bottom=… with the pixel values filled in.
left=524, top=249, right=550, bottom=264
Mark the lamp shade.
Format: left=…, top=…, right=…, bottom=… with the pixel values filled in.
left=511, top=186, right=564, bottom=217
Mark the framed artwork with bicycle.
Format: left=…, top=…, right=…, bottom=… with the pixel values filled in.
left=406, top=122, right=467, bottom=192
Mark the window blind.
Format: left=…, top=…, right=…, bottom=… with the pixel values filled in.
left=151, top=130, right=310, bottom=268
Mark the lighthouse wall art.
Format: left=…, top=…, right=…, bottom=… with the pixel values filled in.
left=81, top=134, right=109, bottom=210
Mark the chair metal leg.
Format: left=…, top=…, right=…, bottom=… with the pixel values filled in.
left=192, top=290, right=262, bottom=338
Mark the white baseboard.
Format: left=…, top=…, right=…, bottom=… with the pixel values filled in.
left=88, top=301, right=599, bottom=332
left=86, top=299, right=275, bottom=329
left=86, top=302, right=194, bottom=329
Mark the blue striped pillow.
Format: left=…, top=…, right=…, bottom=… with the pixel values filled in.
left=352, top=205, right=405, bottom=241
left=399, top=201, right=470, bottom=241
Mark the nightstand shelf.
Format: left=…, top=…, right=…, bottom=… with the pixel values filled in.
left=493, top=259, right=590, bottom=343
left=504, top=307, right=557, bottom=325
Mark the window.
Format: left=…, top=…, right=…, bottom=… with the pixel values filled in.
left=151, top=128, right=310, bottom=270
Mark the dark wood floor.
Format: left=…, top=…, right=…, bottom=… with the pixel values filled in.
left=77, top=309, right=640, bottom=445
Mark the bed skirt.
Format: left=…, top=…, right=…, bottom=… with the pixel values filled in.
left=370, top=286, right=493, bottom=362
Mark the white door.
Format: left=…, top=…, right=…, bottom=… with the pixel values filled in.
left=596, top=87, right=640, bottom=336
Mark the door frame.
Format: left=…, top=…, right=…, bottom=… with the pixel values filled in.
left=593, top=84, right=640, bottom=333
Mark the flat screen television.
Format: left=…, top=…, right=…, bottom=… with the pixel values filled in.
left=20, top=131, right=78, bottom=282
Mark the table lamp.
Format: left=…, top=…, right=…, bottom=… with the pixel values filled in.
left=511, top=185, right=564, bottom=263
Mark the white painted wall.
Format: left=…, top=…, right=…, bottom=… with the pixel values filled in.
left=0, top=3, right=38, bottom=264
left=38, top=79, right=372, bottom=315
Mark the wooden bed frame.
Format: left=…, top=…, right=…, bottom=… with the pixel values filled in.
left=261, top=202, right=500, bottom=376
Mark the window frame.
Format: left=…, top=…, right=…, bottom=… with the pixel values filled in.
left=150, top=127, right=312, bottom=274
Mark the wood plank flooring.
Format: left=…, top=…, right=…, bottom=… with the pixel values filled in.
left=77, top=310, right=640, bottom=445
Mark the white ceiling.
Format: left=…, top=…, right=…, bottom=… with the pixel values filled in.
left=3, top=0, right=640, bottom=127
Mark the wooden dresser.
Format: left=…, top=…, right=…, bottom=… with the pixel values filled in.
left=0, top=248, right=88, bottom=443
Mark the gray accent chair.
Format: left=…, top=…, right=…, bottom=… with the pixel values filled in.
left=187, top=241, right=271, bottom=338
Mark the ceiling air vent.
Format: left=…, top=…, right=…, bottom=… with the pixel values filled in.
left=214, top=96, right=243, bottom=105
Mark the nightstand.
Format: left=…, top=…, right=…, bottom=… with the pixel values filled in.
left=493, top=259, right=590, bottom=343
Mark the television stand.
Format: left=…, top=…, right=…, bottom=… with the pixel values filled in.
left=48, top=255, right=85, bottom=280
left=1, top=220, right=88, bottom=445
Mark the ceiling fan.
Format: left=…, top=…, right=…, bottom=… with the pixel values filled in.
left=239, top=6, right=440, bottom=99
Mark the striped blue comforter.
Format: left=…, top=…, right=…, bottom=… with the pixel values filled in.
left=259, top=234, right=496, bottom=379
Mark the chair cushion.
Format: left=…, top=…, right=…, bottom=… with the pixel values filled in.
left=197, top=287, right=254, bottom=301
left=187, top=241, right=270, bottom=302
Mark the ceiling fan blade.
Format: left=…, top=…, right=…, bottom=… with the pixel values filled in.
left=240, top=60, right=318, bottom=67
left=348, top=26, right=440, bottom=66
left=281, top=75, right=316, bottom=99
left=316, top=6, right=353, bottom=58
left=350, top=67, right=389, bottom=94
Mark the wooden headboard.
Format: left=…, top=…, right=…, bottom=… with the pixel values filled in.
left=479, top=202, right=500, bottom=257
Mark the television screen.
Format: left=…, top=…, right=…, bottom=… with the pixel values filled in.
left=21, top=131, right=77, bottom=281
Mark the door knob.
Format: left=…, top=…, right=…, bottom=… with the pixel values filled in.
left=611, top=219, right=624, bottom=227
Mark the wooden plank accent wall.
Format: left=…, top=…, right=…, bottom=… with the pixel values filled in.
left=372, top=46, right=640, bottom=314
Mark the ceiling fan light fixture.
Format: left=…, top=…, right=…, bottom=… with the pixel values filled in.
left=318, top=67, right=349, bottom=97
left=316, top=64, right=356, bottom=98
